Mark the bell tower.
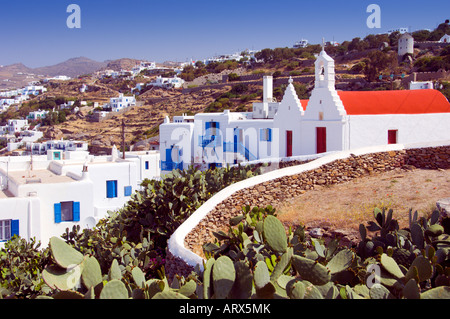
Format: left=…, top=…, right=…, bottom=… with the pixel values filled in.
left=314, top=40, right=336, bottom=90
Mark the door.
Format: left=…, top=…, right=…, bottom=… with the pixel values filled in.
left=286, top=130, right=293, bottom=157
left=388, top=130, right=397, bottom=144
left=316, top=127, right=326, bottom=154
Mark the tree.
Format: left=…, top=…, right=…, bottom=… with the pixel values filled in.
left=364, top=50, right=397, bottom=82
left=412, top=30, right=431, bottom=42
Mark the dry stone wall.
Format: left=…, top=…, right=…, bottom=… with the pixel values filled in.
left=165, top=145, right=450, bottom=279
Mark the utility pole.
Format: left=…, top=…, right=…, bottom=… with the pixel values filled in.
left=121, top=119, right=125, bottom=159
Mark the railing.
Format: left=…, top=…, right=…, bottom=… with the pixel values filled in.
left=161, top=161, right=184, bottom=171
left=223, top=142, right=257, bottom=161
left=199, top=135, right=222, bottom=148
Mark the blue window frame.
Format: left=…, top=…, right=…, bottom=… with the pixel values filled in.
left=54, top=202, right=80, bottom=223
left=260, top=128, right=272, bottom=142
left=106, top=180, right=118, bottom=198
left=124, top=186, right=132, bottom=196
left=0, top=219, right=19, bottom=241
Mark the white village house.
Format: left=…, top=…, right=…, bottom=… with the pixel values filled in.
left=107, top=93, right=136, bottom=112
left=0, top=145, right=160, bottom=247
left=159, top=47, right=450, bottom=174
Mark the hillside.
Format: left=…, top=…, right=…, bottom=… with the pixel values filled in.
left=33, top=57, right=107, bottom=78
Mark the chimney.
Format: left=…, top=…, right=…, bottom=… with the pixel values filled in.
left=263, top=76, right=273, bottom=103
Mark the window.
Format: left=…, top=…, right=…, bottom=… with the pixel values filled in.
left=106, top=180, right=118, bottom=198
left=206, top=121, right=219, bottom=136
left=388, top=130, right=398, bottom=144
left=145, top=161, right=149, bottom=170
left=54, top=202, right=80, bottom=223
left=260, top=128, right=272, bottom=142
left=124, top=186, right=132, bottom=196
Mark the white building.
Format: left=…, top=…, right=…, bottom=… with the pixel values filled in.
left=439, top=34, right=450, bottom=43
left=159, top=47, right=450, bottom=175
left=388, top=27, right=409, bottom=34
left=27, top=110, right=49, bottom=121
left=398, top=33, right=414, bottom=56
left=22, top=85, right=47, bottom=96
left=0, top=147, right=160, bottom=247
left=149, top=75, right=185, bottom=89
left=107, top=93, right=136, bottom=112
left=409, top=81, right=434, bottom=90
left=293, top=39, right=309, bottom=48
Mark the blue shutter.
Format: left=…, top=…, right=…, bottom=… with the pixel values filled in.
left=215, top=121, right=220, bottom=129
left=11, top=220, right=19, bottom=237
left=124, top=186, right=132, bottom=196
left=54, top=203, right=62, bottom=223
left=145, top=161, right=149, bottom=170
left=106, top=180, right=117, bottom=198
left=205, top=122, right=211, bottom=130
left=268, top=128, right=272, bottom=142
left=73, top=202, right=80, bottom=222
left=165, top=148, right=172, bottom=162
left=113, top=181, right=117, bottom=197
left=260, top=128, right=264, bottom=141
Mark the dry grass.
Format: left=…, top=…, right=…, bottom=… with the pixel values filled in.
left=276, top=168, right=450, bottom=231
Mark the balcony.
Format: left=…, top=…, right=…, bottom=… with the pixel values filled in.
left=199, top=135, right=222, bottom=148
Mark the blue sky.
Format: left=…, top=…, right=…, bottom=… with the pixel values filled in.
left=0, top=0, right=448, bottom=67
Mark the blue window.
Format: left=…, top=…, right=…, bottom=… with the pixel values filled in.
left=124, top=186, right=132, bottom=196
left=260, top=128, right=272, bottom=142
left=145, top=161, right=149, bottom=170
left=206, top=121, right=220, bottom=135
left=106, top=180, right=118, bottom=198
left=0, top=219, right=19, bottom=241
left=54, top=202, right=80, bottom=223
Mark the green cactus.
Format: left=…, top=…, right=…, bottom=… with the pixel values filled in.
left=369, top=284, right=395, bottom=299
left=229, top=261, right=253, bottom=299
left=202, top=258, right=215, bottom=299
left=81, top=256, right=102, bottom=289
left=132, top=266, right=146, bottom=288
left=406, top=256, right=433, bottom=282
left=99, top=280, right=129, bottom=299
left=263, top=215, right=287, bottom=253
left=108, top=259, right=122, bottom=281
left=411, top=223, right=425, bottom=250
left=270, top=247, right=293, bottom=282
left=212, top=256, right=235, bottom=299
left=380, top=253, right=405, bottom=279
left=49, top=236, right=84, bottom=269
left=178, top=279, right=197, bottom=297
left=42, top=264, right=82, bottom=291
left=291, top=255, right=331, bottom=285
left=326, top=249, right=354, bottom=275
left=403, top=278, right=420, bottom=299
left=420, top=286, right=450, bottom=299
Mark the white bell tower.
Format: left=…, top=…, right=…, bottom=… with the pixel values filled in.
left=315, top=39, right=336, bottom=90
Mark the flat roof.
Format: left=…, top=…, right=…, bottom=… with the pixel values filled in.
left=7, top=169, right=74, bottom=185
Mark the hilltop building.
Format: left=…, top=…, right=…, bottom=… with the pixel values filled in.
left=398, top=33, right=414, bottom=57
left=159, top=46, right=450, bottom=175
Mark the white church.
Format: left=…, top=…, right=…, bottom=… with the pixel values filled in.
left=159, top=47, right=450, bottom=174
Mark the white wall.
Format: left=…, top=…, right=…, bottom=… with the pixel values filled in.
left=0, top=197, right=41, bottom=248
left=348, top=113, right=450, bottom=149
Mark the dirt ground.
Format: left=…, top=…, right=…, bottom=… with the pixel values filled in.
left=276, top=168, right=450, bottom=232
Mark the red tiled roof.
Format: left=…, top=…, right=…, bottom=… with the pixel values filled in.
left=300, top=89, right=450, bottom=115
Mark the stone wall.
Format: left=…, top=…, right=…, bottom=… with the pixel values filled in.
left=165, top=145, right=450, bottom=279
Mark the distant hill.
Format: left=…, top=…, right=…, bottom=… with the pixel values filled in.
left=0, top=63, right=34, bottom=76
left=33, top=57, right=107, bottom=78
